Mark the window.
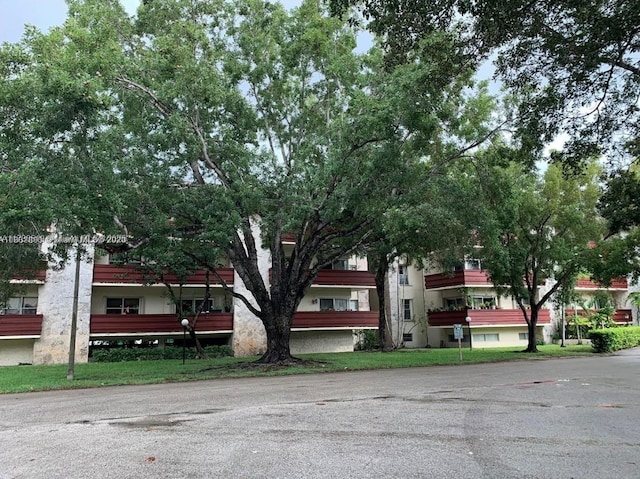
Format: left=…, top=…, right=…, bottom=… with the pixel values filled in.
left=180, top=298, right=218, bottom=315
left=398, top=265, right=409, bottom=285
left=1, top=297, right=38, bottom=315
left=403, top=299, right=413, bottom=321
left=444, top=297, right=466, bottom=310
left=465, top=259, right=481, bottom=270
left=320, top=298, right=356, bottom=311
left=403, top=333, right=413, bottom=342
left=519, top=333, right=528, bottom=340
left=472, top=333, right=499, bottom=342
left=470, top=296, right=496, bottom=309
left=322, top=259, right=349, bottom=270
left=106, top=298, right=140, bottom=314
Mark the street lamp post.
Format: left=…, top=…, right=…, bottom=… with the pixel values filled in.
left=181, top=318, right=190, bottom=364
left=465, top=315, right=472, bottom=351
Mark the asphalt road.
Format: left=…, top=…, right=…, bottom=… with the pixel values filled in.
left=1, top=349, right=639, bottom=479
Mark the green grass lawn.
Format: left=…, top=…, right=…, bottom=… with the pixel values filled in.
left=0, top=345, right=595, bottom=394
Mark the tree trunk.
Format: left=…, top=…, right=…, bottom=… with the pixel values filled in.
left=524, top=307, right=539, bottom=353
left=257, top=315, right=295, bottom=363
left=187, top=327, right=207, bottom=358
left=374, top=254, right=394, bottom=352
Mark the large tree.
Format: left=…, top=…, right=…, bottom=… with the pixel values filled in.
left=471, top=157, right=605, bottom=352
left=332, top=0, right=640, bottom=164
left=2, top=0, right=477, bottom=362
left=366, top=84, right=500, bottom=350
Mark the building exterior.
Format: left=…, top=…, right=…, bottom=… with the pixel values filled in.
left=388, top=259, right=638, bottom=349
left=2, top=244, right=638, bottom=365
left=0, top=240, right=377, bottom=366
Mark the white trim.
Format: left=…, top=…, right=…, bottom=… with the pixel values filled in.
left=90, top=330, right=233, bottom=338
left=0, top=335, right=40, bottom=340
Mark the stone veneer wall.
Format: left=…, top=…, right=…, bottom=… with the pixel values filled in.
left=231, top=224, right=268, bottom=356
left=32, top=245, right=94, bottom=365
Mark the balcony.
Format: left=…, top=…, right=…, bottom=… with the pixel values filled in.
left=424, top=270, right=492, bottom=290
left=575, top=277, right=628, bottom=290
left=10, top=269, right=47, bottom=283
left=292, top=311, right=378, bottom=329
left=312, top=270, right=375, bottom=288
left=90, top=313, right=233, bottom=335
left=0, top=314, right=44, bottom=337
left=427, top=309, right=551, bottom=327
left=92, top=264, right=234, bottom=286
left=268, top=269, right=376, bottom=288
left=565, top=308, right=633, bottom=325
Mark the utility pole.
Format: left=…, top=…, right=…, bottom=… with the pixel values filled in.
left=67, top=246, right=82, bottom=380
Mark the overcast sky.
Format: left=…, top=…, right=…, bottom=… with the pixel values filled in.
left=1, top=0, right=306, bottom=44
left=0, top=0, right=136, bottom=43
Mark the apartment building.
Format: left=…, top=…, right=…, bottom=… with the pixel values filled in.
left=3, top=245, right=637, bottom=365
left=0, top=241, right=377, bottom=366
left=387, top=259, right=637, bottom=349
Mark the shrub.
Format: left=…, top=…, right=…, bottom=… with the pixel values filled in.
left=355, top=329, right=379, bottom=351
left=91, top=344, right=233, bottom=362
left=589, top=326, right=640, bottom=353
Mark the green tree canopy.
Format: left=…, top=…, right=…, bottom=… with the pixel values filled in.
left=1, top=0, right=481, bottom=362
left=470, top=157, right=606, bottom=352
left=332, top=0, right=640, bottom=165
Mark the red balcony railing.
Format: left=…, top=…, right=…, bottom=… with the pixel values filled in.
left=268, top=269, right=375, bottom=288
left=427, top=309, right=551, bottom=327
left=92, top=264, right=234, bottom=285
left=424, top=270, right=492, bottom=289
left=90, top=313, right=233, bottom=335
left=313, top=270, right=375, bottom=287
left=0, top=314, right=44, bottom=336
left=565, top=308, right=633, bottom=324
left=11, top=269, right=47, bottom=282
left=292, top=311, right=378, bottom=329
left=575, top=277, right=628, bottom=289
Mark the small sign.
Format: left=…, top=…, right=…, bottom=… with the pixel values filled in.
left=453, top=324, right=464, bottom=340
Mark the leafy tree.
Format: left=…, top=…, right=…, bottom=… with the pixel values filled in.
left=628, top=292, right=640, bottom=326
left=366, top=84, right=501, bottom=350
left=2, top=0, right=477, bottom=362
left=471, top=158, right=605, bottom=352
left=0, top=42, right=59, bottom=306
left=332, top=0, right=640, bottom=165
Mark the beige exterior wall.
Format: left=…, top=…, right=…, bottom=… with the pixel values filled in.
left=0, top=339, right=36, bottom=366
left=290, top=330, right=355, bottom=354
left=388, top=260, right=429, bottom=348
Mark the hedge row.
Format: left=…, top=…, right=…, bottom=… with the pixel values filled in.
left=589, top=326, right=640, bottom=353
left=91, top=344, right=233, bottom=362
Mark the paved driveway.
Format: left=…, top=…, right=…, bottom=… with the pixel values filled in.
left=1, top=349, right=639, bottom=478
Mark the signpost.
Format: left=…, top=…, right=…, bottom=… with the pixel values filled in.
left=453, top=324, right=464, bottom=361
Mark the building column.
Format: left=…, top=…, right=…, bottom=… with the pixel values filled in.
left=32, top=245, right=94, bottom=365
left=231, top=224, right=268, bottom=356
